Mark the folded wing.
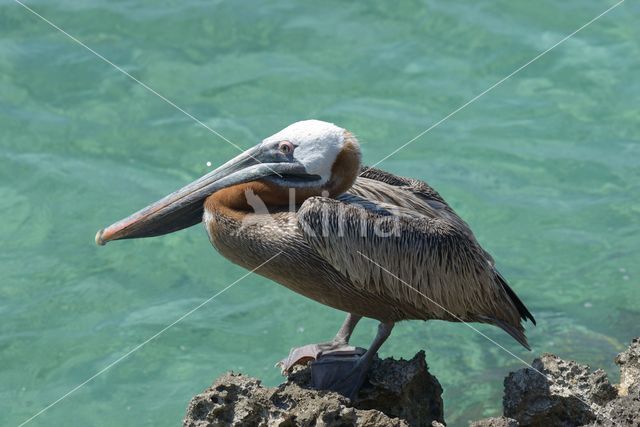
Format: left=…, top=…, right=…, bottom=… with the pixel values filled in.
left=297, top=167, right=535, bottom=349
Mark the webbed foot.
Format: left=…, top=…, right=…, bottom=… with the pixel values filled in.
left=310, top=321, right=395, bottom=401
left=310, top=348, right=370, bottom=400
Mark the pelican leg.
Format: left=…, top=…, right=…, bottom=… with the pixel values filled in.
left=311, top=321, right=394, bottom=401
left=277, top=313, right=362, bottom=374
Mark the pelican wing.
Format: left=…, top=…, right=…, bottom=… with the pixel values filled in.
left=297, top=167, right=535, bottom=348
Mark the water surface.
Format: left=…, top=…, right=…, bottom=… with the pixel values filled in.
left=1, top=1, right=639, bottom=425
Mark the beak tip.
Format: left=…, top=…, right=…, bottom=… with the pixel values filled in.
left=95, top=229, right=107, bottom=246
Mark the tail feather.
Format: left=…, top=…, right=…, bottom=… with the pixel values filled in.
left=482, top=316, right=531, bottom=351
left=476, top=271, right=535, bottom=350
left=496, top=271, right=536, bottom=325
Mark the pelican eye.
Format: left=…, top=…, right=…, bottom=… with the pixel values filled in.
left=278, top=141, right=294, bottom=154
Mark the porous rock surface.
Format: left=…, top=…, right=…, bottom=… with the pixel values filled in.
left=184, top=351, right=444, bottom=427
left=185, top=338, right=640, bottom=427
left=473, top=337, right=640, bottom=427
left=502, top=353, right=617, bottom=426
left=616, top=337, right=640, bottom=397
left=469, top=417, right=519, bottom=427
left=584, top=337, right=640, bottom=427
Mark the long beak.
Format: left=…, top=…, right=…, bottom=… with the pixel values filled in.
left=95, top=146, right=279, bottom=245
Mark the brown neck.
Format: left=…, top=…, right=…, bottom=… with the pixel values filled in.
left=204, top=180, right=321, bottom=220
left=324, top=131, right=361, bottom=197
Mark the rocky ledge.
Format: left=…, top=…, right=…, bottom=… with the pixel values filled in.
left=184, top=338, right=640, bottom=426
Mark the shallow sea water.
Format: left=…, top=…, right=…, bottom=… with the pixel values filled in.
left=1, top=1, right=639, bottom=425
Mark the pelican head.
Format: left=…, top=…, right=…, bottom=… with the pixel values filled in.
left=96, top=120, right=361, bottom=245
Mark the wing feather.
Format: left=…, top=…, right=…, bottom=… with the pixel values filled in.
left=296, top=167, right=534, bottom=348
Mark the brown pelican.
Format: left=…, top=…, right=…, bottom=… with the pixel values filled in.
left=96, top=120, right=535, bottom=399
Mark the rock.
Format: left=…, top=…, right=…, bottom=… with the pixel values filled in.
left=503, top=353, right=617, bottom=426
left=615, top=337, right=640, bottom=397
left=502, top=338, right=640, bottom=427
left=470, top=416, right=519, bottom=427
left=584, top=392, right=640, bottom=427
left=184, top=337, right=640, bottom=427
left=184, top=351, right=444, bottom=427
left=357, top=351, right=444, bottom=426
left=584, top=338, right=640, bottom=427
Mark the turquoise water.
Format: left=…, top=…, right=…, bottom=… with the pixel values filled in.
left=1, top=1, right=639, bottom=425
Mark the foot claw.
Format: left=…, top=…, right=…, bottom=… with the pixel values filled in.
left=277, top=344, right=323, bottom=375
left=276, top=343, right=362, bottom=375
